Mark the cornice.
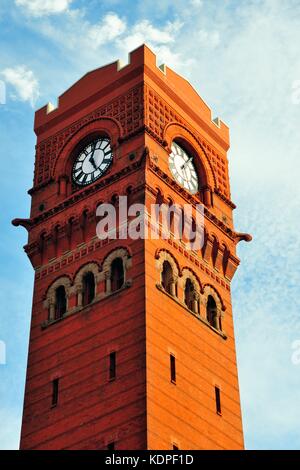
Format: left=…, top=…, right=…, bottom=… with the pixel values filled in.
left=215, top=188, right=236, bottom=209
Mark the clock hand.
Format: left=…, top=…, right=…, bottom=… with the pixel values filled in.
left=90, top=157, right=98, bottom=170
left=89, top=142, right=96, bottom=160
left=182, top=166, right=188, bottom=181
left=181, top=156, right=193, bottom=170
left=89, top=142, right=98, bottom=170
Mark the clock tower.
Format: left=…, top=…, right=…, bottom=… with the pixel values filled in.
left=14, top=45, right=251, bottom=450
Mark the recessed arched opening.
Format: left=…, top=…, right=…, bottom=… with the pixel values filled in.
left=173, top=138, right=208, bottom=191
left=55, top=286, right=67, bottom=320
left=155, top=189, right=164, bottom=206
left=184, top=279, right=195, bottom=312
left=82, top=271, right=95, bottom=306
left=111, top=257, right=124, bottom=292
left=207, top=295, right=219, bottom=329
left=161, top=260, right=175, bottom=295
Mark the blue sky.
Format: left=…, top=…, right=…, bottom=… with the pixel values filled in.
left=1, top=0, right=300, bottom=450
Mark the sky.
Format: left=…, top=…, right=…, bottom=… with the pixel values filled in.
left=0, top=0, right=300, bottom=450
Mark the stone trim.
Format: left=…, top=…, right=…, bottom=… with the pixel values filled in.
left=41, top=280, right=132, bottom=330
left=73, top=262, right=101, bottom=307
left=202, top=284, right=224, bottom=330
left=44, top=276, right=72, bottom=320
left=102, top=247, right=132, bottom=294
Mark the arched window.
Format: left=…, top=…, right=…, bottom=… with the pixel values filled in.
left=82, top=271, right=95, bottom=306
left=162, top=260, right=174, bottom=295
left=184, top=279, right=195, bottom=311
left=55, top=286, right=67, bottom=320
left=111, top=258, right=124, bottom=292
left=155, top=189, right=164, bottom=206
left=207, top=295, right=219, bottom=329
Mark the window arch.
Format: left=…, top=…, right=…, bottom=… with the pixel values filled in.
left=155, top=249, right=179, bottom=297
left=162, top=260, right=174, bottom=295
left=82, top=271, right=95, bottom=306
left=55, top=286, right=67, bottom=319
left=110, top=257, right=124, bottom=292
left=206, top=295, right=218, bottom=329
left=45, top=276, right=71, bottom=322
left=184, top=279, right=196, bottom=312
left=74, top=262, right=100, bottom=308
left=181, top=268, right=201, bottom=314
left=203, top=285, right=224, bottom=331
left=102, top=247, right=132, bottom=294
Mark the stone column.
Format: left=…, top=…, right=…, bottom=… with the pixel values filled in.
left=193, top=292, right=200, bottom=315
left=170, top=276, right=178, bottom=297
left=49, top=300, right=55, bottom=321
left=105, top=271, right=111, bottom=294
left=76, top=286, right=83, bottom=308
left=217, top=309, right=222, bottom=331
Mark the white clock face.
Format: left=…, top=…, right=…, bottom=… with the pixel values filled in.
left=169, top=142, right=198, bottom=194
left=72, top=137, right=113, bottom=186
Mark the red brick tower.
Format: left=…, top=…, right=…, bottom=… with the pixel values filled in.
left=14, top=45, right=251, bottom=450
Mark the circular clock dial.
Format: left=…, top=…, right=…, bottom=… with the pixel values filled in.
left=72, top=137, right=113, bottom=186
left=169, top=142, right=198, bottom=194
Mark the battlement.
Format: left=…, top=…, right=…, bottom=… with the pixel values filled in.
left=34, top=44, right=229, bottom=147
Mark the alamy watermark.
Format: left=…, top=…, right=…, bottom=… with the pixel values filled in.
left=96, top=196, right=204, bottom=250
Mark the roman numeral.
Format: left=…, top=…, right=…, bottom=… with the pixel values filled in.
left=101, top=141, right=110, bottom=151
left=76, top=171, right=84, bottom=181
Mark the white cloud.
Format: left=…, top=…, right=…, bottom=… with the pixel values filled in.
left=116, top=19, right=185, bottom=69
left=28, top=12, right=187, bottom=72
left=1, top=66, right=39, bottom=106
left=86, top=13, right=127, bottom=49
left=15, top=0, right=73, bottom=16
left=33, top=11, right=126, bottom=52
left=118, top=19, right=181, bottom=50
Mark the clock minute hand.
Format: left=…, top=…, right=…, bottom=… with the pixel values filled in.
left=181, top=156, right=193, bottom=170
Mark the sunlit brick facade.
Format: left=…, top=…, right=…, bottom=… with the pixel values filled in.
left=14, top=45, right=250, bottom=450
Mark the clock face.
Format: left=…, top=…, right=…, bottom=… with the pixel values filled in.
left=169, top=142, right=198, bottom=194
left=72, top=137, right=113, bottom=186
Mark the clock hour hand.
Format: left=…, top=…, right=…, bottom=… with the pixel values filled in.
left=90, top=156, right=97, bottom=170
left=89, top=143, right=97, bottom=170
left=181, top=166, right=188, bottom=181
